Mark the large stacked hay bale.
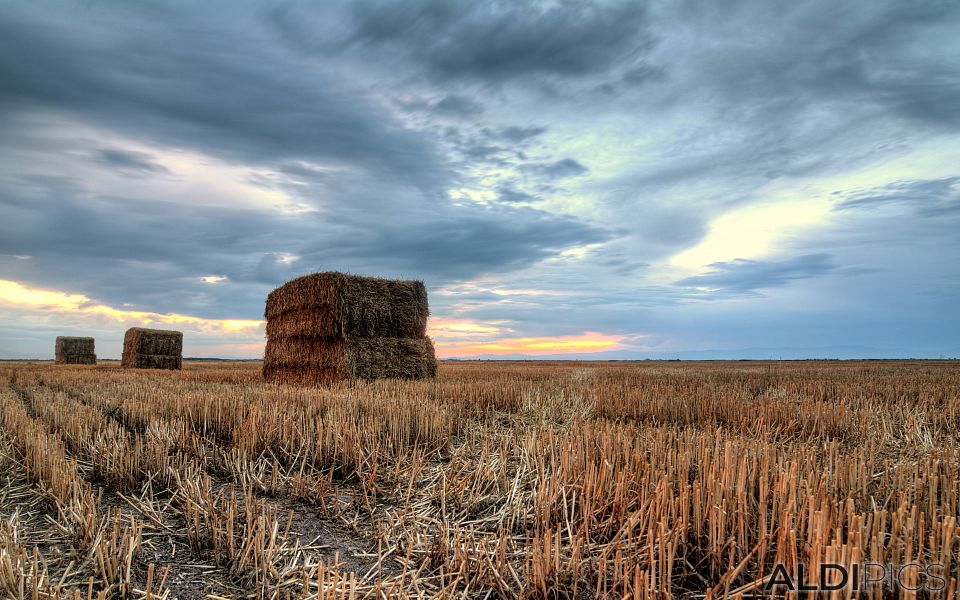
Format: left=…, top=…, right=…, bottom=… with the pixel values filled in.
left=54, top=336, right=96, bottom=365
left=263, top=272, right=436, bottom=385
left=121, top=327, right=183, bottom=370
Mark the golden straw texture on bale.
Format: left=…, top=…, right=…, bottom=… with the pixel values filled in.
left=345, top=337, right=437, bottom=380
left=264, top=272, right=428, bottom=338
left=262, top=272, right=436, bottom=385
left=56, top=354, right=97, bottom=365
left=263, top=337, right=437, bottom=381
left=263, top=337, right=347, bottom=369
left=126, top=354, right=182, bottom=370
left=55, top=336, right=95, bottom=355
left=121, top=327, right=183, bottom=370
left=264, top=308, right=338, bottom=340
left=54, top=336, right=96, bottom=365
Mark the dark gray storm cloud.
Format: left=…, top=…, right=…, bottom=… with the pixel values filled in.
left=1, top=0, right=958, bottom=358
left=93, top=149, right=171, bottom=177
left=0, top=3, right=443, bottom=188
left=0, top=168, right=606, bottom=318
left=522, top=158, right=589, bottom=179
left=675, top=254, right=838, bottom=294
left=495, top=185, right=538, bottom=205
left=837, top=177, right=960, bottom=217
left=341, top=0, right=651, bottom=81
left=432, top=94, right=485, bottom=119
left=659, top=1, right=960, bottom=130
left=493, top=126, right=548, bottom=144
left=0, top=1, right=609, bottom=323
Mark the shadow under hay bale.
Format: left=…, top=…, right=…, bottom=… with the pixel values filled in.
left=263, top=272, right=436, bottom=385
left=55, top=336, right=96, bottom=365
left=121, top=327, right=183, bottom=370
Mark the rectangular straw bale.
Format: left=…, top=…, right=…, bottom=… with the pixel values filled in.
left=264, top=272, right=428, bottom=338
left=263, top=272, right=436, bottom=385
left=121, top=327, right=183, bottom=370
left=55, top=336, right=95, bottom=356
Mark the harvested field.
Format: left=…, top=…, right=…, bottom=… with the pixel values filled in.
left=121, top=327, right=183, bottom=370
left=0, top=359, right=958, bottom=598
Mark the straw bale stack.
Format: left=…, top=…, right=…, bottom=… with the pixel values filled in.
left=121, top=327, right=183, bottom=370
left=263, top=272, right=436, bottom=384
left=54, top=336, right=96, bottom=365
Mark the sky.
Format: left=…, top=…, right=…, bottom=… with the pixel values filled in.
left=1, top=0, right=959, bottom=360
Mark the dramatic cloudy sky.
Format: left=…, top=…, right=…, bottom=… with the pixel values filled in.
left=2, top=0, right=959, bottom=359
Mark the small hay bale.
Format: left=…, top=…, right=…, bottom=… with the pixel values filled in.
left=121, top=327, right=183, bottom=370
left=54, top=336, right=96, bottom=365
left=262, top=272, right=436, bottom=385
left=56, top=336, right=95, bottom=355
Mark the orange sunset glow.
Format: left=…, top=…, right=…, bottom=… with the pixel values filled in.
left=433, top=331, right=626, bottom=357
left=0, top=279, right=628, bottom=358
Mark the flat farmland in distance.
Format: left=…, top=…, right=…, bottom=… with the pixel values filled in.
left=1, top=360, right=958, bottom=599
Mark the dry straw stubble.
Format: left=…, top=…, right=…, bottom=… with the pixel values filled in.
left=5, top=359, right=960, bottom=598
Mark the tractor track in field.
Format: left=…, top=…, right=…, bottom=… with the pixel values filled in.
left=28, top=377, right=391, bottom=594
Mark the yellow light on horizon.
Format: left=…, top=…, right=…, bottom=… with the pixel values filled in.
left=0, top=280, right=91, bottom=310
left=2, top=279, right=634, bottom=357
left=0, top=279, right=263, bottom=333
left=436, top=331, right=625, bottom=357
left=429, top=320, right=501, bottom=335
